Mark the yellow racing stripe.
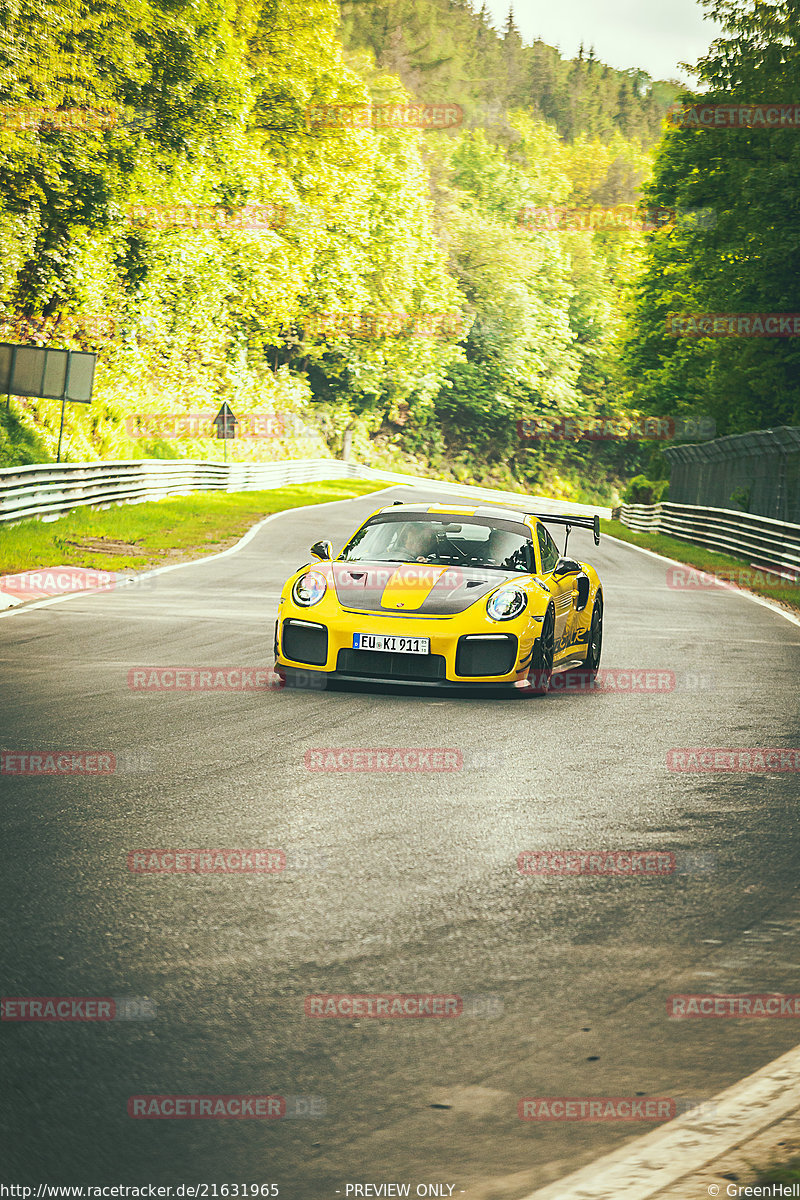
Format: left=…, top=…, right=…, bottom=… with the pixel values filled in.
left=380, top=565, right=448, bottom=610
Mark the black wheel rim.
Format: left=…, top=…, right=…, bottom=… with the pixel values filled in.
left=533, top=609, right=554, bottom=675
left=528, top=609, right=555, bottom=691
left=542, top=611, right=555, bottom=669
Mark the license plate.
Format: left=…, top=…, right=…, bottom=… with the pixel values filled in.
left=353, top=633, right=430, bottom=654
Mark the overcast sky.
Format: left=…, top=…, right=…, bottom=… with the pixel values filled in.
left=481, top=0, right=723, bottom=84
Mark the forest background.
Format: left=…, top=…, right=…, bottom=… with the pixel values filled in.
left=1, top=0, right=795, bottom=506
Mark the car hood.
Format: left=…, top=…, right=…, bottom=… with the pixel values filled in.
left=330, top=561, right=516, bottom=616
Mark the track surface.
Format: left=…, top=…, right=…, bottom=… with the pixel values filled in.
left=2, top=485, right=800, bottom=1198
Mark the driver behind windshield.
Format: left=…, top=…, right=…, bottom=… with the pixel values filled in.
left=391, top=522, right=436, bottom=562
left=484, top=528, right=521, bottom=568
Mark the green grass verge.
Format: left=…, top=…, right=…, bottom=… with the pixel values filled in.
left=600, top=518, right=800, bottom=614
left=0, top=479, right=386, bottom=575
left=753, top=1156, right=800, bottom=1184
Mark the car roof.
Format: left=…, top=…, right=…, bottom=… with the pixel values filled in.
left=374, top=502, right=536, bottom=527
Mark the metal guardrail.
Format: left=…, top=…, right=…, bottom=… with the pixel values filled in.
left=0, top=457, right=611, bottom=525
left=619, top=501, right=800, bottom=576
left=4, top=456, right=796, bottom=580
left=0, top=459, right=367, bottom=524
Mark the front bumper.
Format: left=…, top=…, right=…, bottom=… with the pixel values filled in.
left=276, top=607, right=539, bottom=686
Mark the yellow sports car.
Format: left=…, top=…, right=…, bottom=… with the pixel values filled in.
left=274, top=502, right=603, bottom=693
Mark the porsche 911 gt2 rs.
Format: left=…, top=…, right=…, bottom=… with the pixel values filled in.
left=274, top=502, right=603, bottom=694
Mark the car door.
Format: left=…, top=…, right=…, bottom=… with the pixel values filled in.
left=536, top=523, right=574, bottom=653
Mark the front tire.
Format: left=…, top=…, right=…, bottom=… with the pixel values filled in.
left=528, top=606, right=555, bottom=694
left=579, top=594, right=603, bottom=677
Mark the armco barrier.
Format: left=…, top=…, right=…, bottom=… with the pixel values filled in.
left=619, top=501, right=800, bottom=576
left=0, top=458, right=610, bottom=525
left=0, top=460, right=346, bottom=524
left=7, top=458, right=797, bottom=577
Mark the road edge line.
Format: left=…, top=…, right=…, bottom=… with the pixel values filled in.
left=603, top=530, right=800, bottom=629
left=0, top=484, right=400, bottom=619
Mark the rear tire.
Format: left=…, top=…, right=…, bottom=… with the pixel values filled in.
left=528, top=607, right=555, bottom=694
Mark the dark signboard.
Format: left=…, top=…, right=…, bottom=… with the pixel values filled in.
left=0, top=344, right=96, bottom=402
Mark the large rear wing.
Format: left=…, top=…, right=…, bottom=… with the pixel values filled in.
left=524, top=512, right=601, bottom=554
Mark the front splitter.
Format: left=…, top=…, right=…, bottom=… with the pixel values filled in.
left=275, top=663, right=533, bottom=692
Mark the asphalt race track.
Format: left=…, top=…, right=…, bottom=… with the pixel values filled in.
left=2, top=484, right=800, bottom=1199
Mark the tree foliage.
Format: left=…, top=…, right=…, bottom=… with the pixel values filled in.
left=0, top=0, right=681, bottom=502
left=624, top=0, right=800, bottom=437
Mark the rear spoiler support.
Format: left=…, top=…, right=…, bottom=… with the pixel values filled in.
left=525, top=513, right=601, bottom=556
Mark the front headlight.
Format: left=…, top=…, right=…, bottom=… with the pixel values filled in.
left=292, top=571, right=327, bottom=607
left=486, top=584, right=527, bottom=621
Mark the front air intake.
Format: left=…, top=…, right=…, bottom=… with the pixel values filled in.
left=282, top=620, right=328, bottom=666
left=455, top=634, right=518, bottom=677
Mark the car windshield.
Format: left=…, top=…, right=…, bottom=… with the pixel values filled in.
left=339, top=515, right=533, bottom=572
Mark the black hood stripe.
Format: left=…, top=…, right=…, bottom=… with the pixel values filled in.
left=331, top=562, right=511, bottom=615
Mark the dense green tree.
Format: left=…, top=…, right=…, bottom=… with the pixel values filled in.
left=0, top=0, right=679, bottom=504
left=624, top=0, right=800, bottom=436
left=339, top=0, right=676, bottom=144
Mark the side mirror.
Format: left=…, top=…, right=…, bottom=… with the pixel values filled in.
left=554, top=557, right=581, bottom=577
left=310, top=540, right=333, bottom=561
